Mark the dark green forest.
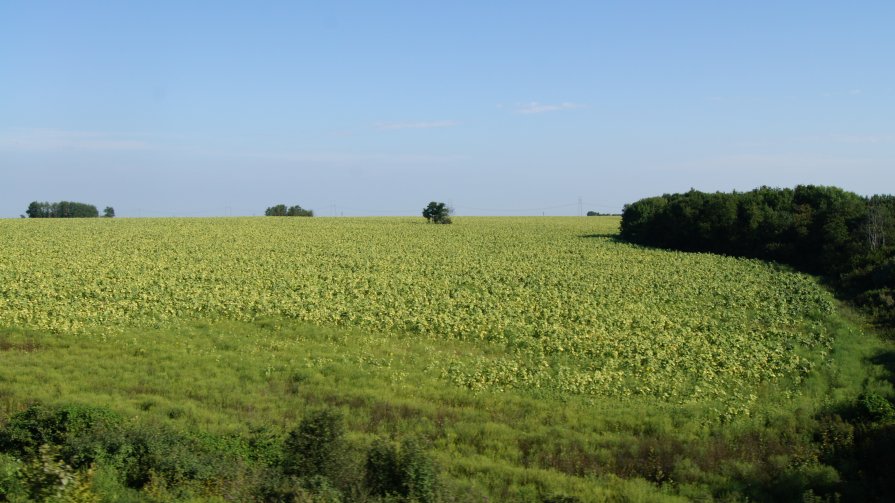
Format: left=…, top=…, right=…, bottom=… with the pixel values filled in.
left=620, top=185, right=895, bottom=329
left=618, top=185, right=895, bottom=502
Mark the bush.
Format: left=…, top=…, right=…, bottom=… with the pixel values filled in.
left=0, top=453, right=25, bottom=501
left=119, top=423, right=235, bottom=489
left=365, top=438, right=437, bottom=502
left=283, top=409, right=346, bottom=481
left=857, top=393, right=895, bottom=424
left=0, top=403, right=124, bottom=467
left=0, top=403, right=246, bottom=496
left=20, top=445, right=99, bottom=502
left=0, top=403, right=449, bottom=501
left=365, top=439, right=401, bottom=497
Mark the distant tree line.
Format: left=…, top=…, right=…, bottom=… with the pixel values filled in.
left=586, top=210, right=620, bottom=217
left=620, top=185, right=895, bottom=328
left=25, top=201, right=112, bottom=218
left=265, top=204, right=313, bottom=217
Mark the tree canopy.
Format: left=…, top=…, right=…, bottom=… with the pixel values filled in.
left=265, top=204, right=313, bottom=217
left=422, top=202, right=452, bottom=224
left=26, top=201, right=99, bottom=218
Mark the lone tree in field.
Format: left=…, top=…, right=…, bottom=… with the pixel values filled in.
left=422, top=202, right=452, bottom=224
left=103, top=206, right=115, bottom=218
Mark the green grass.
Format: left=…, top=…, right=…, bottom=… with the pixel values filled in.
left=1, top=321, right=698, bottom=501
left=0, top=217, right=893, bottom=501
left=1, top=308, right=891, bottom=501
left=0, top=217, right=842, bottom=410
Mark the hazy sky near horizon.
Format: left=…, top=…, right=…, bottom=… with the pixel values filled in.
left=2, top=1, right=893, bottom=217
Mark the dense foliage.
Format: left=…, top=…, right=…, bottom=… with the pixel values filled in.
left=422, top=202, right=452, bottom=224
left=0, top=403, right=437, bottom=502
left=265, top=204, right=314, bottom=217
left=620, top=186, right=895, bottom=328
left=25, top=201, right=99, bottom=218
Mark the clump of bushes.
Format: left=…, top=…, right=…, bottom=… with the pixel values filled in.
left=0, top=404, right=439, bottom=502
left=0, top=403, right=251, bottom=500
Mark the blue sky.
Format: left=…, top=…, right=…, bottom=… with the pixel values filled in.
left=2, top=1, right=893, bottom=217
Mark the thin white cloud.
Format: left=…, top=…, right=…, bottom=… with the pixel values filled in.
left=515, top=101, right=584, bottom=114
left=374, top=120, right=460, bottom=131
left=0, top=128, right=150, bottom=151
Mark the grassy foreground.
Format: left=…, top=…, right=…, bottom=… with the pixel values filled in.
left=0, top=217, right=893, bottom=501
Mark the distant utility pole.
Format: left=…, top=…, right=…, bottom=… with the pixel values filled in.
left=578, top=197, right=583, bottom=217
